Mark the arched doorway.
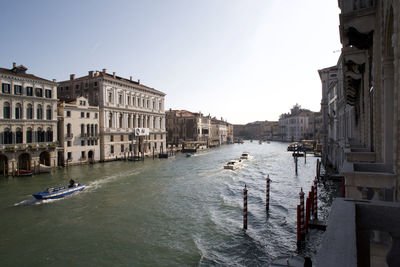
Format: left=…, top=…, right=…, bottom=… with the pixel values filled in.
left=18, top=153, right=31, bottom=170
left=0, top=154, right=8, bottom=175
left=39, top=151, right=51, bottom=166
left=88, top=150, right=94, bottom=163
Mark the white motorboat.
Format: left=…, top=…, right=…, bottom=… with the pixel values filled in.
left=224, top=159, right=242, bottom=170
left=240, top=152, right=253, bottom=160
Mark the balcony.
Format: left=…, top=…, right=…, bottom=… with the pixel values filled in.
left=80, top=133, right=99, bottom=140
left=316, top=198, right=400, bottom=267
left=345, top=147, right=376, bottom=163
left=65, top=133, right=73, bottom=140
left=341, top=161, right=396, bottom=201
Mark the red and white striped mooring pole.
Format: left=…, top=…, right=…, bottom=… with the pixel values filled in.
left=266, top=175, right=271, bottom=212
left=299, top=188, right=305, bottom=241
left=243, top=184, right=248, bottom=230
left=313, top=178, right=318, bottom=220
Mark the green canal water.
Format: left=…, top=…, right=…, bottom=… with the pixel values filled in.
left=0, top=142, right=337, bottom=266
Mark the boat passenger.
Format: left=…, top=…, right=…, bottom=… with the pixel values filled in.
left=69, top=179, right=75, bottom=188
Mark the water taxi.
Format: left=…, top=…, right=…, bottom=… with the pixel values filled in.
left=224, top=159, right=242, bottom=170
left=240, top=152, right=252, bottom=160
left=33, top=183, right=86, bottom=200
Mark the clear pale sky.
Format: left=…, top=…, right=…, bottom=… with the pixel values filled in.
left=0, top=0, right=341, bottom=124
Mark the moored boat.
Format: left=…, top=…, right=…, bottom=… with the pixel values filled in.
left=17, top=170, right=33, bottom=177
left=33, top=183, right=86, bottom=200
left=39, top=164, right=52, bottom=173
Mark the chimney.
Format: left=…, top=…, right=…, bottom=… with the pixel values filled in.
left=70, top=74, right=75, bottom=80
left=95, top=71, right=99, bottom=76
left=138, top=79, right=140, bottom=84
left=89, top=71, right=94, bottom=77
left=113, top=72, right=116, bottom=78
left=53, top=79, right=57, bottom=83
left=12, top=62, right=16, bottom=68
left=102, top=68, right=107, bottom=73
left=130, top=76, right=133, bottom=81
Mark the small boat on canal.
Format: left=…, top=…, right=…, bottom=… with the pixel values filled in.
left=32, top=183, right=86, bottom=200
left=224, top=159, right=242, bottom=170
left=16, top=170, right=33, bottom=177
left=240, top=152, right=253, bottom=160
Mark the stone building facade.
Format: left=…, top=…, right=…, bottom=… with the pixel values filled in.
left=58, top=70, right=166, bottom=161
left=0, top=63, right=58, bottom=174
left=278, top=104, right=316, bottom=142
left=57, top=97, right=100, bottom=166
left=233, top=121, right=279, bottom=141
left=166, top=110, right=211, bottom=146
left=321, top=0, right=400, bottom=202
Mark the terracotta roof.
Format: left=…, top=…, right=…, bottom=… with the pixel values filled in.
left=0, top=67, right=54, bottom=83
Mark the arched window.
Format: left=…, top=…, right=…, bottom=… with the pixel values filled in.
left=46, top=105, right=52, bottom=120
left=66, top=123, right=71, bottom=136
left=81, top=124, right=85, bottom=136
left=46, top=128, right=53, bottom=142
left=95, top=124, right=98, bottom=136
left=91, top=124, right=94, bottom=136
left=109, top=112, right=113, bottom=128
left=128, top=115, right=131, bottom=128
left=3, top=128, right=12, bottom=144
left=26, top=104, right=33, bottom=119
left=36, top=104, right=43, bottom=120
left=119, top=113, right=123, bottom=128
left=3, top=102, right=10, bottom=119
left=16, top=128, right=23, bottom=143
left=15, top=103, right=22, bottom=119
left=26, top=128, right=33, bottom=143
left=37, top=128, right=45, bottom=142
left=87, top=124, right=90, bottom=136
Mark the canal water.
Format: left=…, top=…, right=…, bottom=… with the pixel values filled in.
left=0, top=142, right=338, bottom=266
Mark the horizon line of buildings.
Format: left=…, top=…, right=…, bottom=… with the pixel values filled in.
left=233, top=103, right=322, bottom=143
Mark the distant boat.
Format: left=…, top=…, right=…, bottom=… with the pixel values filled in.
left=240, top=152, right=253, bottom=160
left=259, top=140, right=262, bottom=144
left=33, top=184, right=86, bottom=200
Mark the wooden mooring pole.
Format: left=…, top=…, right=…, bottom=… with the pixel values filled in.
left=266, top=175, right=270, bottom=212
left=243, top=184, right=248, bottom=230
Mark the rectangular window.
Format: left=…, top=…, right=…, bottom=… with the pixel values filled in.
left=75, top=84, right=79, bottom=89
left=2, top=83, right=10, bottom=93
left=66, top=111, right=71, bottom=117
left=94, top=113, right=98, bottom=119
left=81, top=151, right=86, bottom=159
left=121, top=144, right=124, bottom=153
left=108, top=92, right=112, bottom=103
left=85, top=83, right=88, bottom=88
left=45, top=89, right=52, bottom=98
left=94, top=82, right=98, bottom=87
left=26, top=86, right=33, bottom=96
left=81, top=112, right=84, bottom=118
left=110, top=135, right=114, bottom=142
left=120, top=135, right=124, bottom=141
left=35, top=88, right=43, bottom=97
left=119, top=94, right=122, bottom=104
left=67, top=141, right=71, bottom=147
left=81, top=140, right=85, bottom=146
left=110, top=145, right=114, bottom=154
left=14, top=85, right=22, bottom=95
left=68, top=152, right=72, bottom=160
left=86, top=112, right=90, bottom=118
